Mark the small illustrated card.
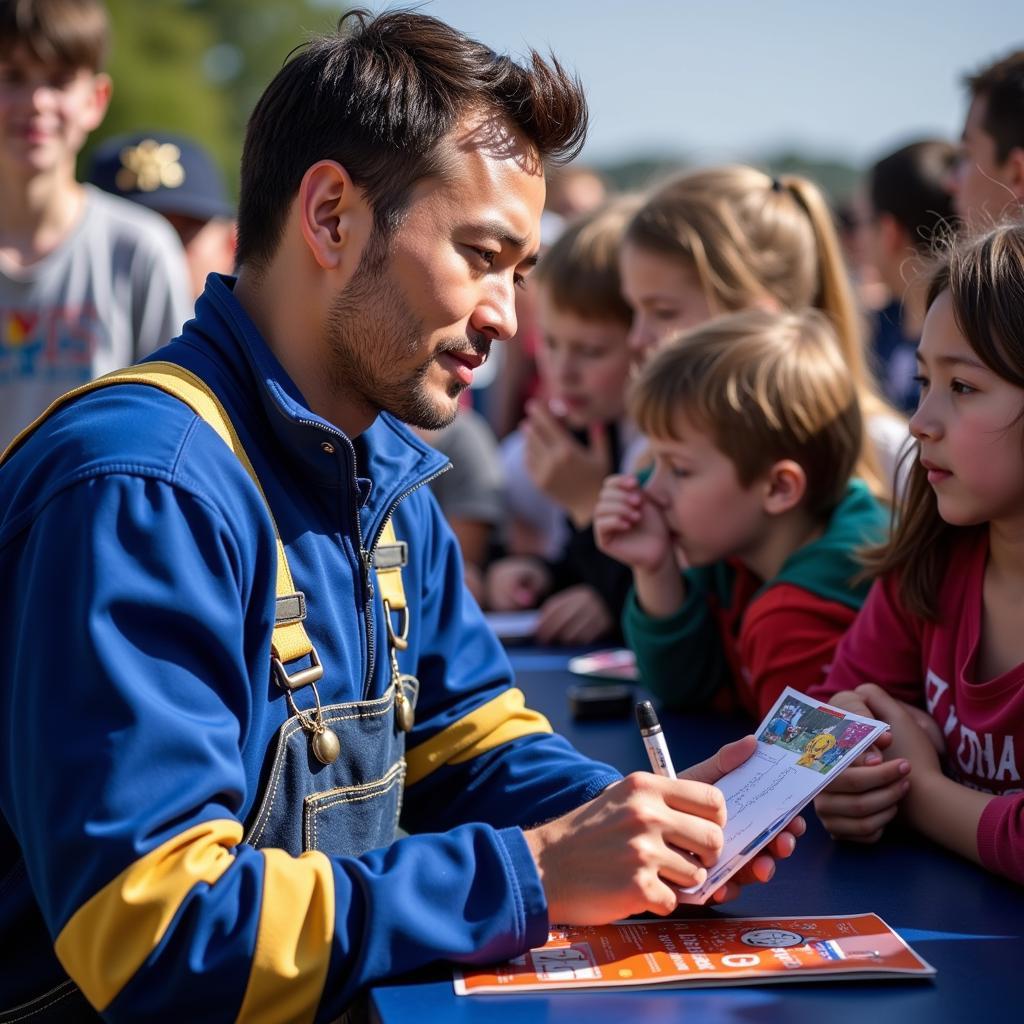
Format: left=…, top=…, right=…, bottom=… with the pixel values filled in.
left=568, top=648, right=639, bottom=681
left=454, top=913, right=934, bottom=993
left=678, top=687, right=888, bottom=904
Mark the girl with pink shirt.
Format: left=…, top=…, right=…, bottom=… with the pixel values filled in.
left=812, top=223, right=1024, bottom=885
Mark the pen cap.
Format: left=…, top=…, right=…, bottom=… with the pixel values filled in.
left=635, top=700, right=660, bottom=732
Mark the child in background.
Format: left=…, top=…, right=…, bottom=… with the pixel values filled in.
left=487, top=198, right=640, bottom=644
left=812, top=224, right=1024, bottom=886
left=855, top=139, right=956, bottom=413
left=619, top=165, right=907, bottom=497
left=594, top=309, right=888, bottom=718
left=0, top=0, right=191, bottom=446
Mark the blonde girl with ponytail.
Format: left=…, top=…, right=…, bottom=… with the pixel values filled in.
left=619, top=165, right=907, bottom=498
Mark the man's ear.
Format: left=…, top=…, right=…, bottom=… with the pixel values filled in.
left=297, top=160, right=372, bottom=273
left=1004, top=146, right=1024, bottom=204
left=762, top=459, right=807, bottom=516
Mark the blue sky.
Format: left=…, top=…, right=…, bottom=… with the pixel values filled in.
left=364, top=0, right=1021, bottom=168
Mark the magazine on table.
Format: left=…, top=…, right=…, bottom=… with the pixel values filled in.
left=677, top=686, right=888, bottom=904
left=453, top=914, right=935, bottom=994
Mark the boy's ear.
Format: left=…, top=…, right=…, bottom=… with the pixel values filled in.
left=762, top=459, right=807, bottom=516
left=297, top=160, right=374, bottom=276
left=84, top=72, right=112, bottom=132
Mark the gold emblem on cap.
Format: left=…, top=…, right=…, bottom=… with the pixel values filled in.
left=115, top=139, right=185, bottom=192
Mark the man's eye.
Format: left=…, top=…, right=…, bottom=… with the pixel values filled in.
left=474, top=248, right=497, bottom=266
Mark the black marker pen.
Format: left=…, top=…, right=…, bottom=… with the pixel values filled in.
left=635, top=700, right=676, bottom=778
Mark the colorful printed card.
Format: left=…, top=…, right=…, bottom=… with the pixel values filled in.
left=678, top=687, right=888, bottom=903
left=454, top=914, right=935, bottom=993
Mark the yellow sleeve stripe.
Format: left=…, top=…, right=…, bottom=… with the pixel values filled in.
left=236, top=849, right=335, bottom=1024
left=405, top=688, right=553, bottom=787
left=54, top=818, right=242, bottom=1011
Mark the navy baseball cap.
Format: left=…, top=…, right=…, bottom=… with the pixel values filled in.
left=88, top=132, right=233, bottom=222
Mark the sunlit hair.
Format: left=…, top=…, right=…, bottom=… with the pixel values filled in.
left=625, top=164, right=898, bottom=496
left=862, top=222, right=1024, bottom=619
left=0, top=0, right=109, bottom=71
left=238, top=7, right=588, bottom=272
left=533, top=195, right=641, bottom=326
left=631, top=308, right=862, bottom=520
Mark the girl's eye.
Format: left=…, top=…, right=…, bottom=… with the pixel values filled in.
left=514, top=273, right=527, bottom=291
left=951, top=379, right=976, bottom=395
left=912, top=374, right=929, bottom=391
left=654, top=308, right=681, bottom=321
left=670, top=465, right=690, bottom=479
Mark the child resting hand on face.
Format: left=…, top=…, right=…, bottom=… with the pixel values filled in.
left=594, top=308, right=888, bottom=718
left=487, top=198, right=644, bottom=645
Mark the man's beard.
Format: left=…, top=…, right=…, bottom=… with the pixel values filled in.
left=324, top=253, right=466, bottom=431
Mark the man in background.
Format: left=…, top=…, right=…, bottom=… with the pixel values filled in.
left=952, top=48, right=1024, bottom=231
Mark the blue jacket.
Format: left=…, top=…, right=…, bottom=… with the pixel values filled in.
left=0, top=275, right=621, bottom=1021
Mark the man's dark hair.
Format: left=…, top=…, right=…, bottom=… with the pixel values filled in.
left=868, top=139, right=956, bottom=253
left=965, top=49, right=1024, bottom=162
left=236, top=8, right=588, bottom=272
left=0, top=0, right=109, bottom=71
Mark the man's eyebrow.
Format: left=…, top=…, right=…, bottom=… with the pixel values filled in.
left=468, top=220, right=532, bottom=253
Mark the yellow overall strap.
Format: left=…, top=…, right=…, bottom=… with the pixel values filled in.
left=374, top=519, right=408, bottom=650
left=0, top=361, right=315, bottom=672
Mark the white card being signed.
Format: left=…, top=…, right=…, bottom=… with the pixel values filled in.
left=677, top=687, right=888, bottom=904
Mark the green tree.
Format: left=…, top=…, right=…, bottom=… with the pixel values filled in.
left=87, top=1, right=345, bottom=198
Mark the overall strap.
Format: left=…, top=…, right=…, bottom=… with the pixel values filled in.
left=375, top=519, right=408, bottom=648
left=0, top=361, right=318, bottom=679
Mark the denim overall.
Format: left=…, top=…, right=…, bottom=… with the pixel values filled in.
left=244, top=684, right=408, bottom=859
left=0, top=365, right=411, bottom=1022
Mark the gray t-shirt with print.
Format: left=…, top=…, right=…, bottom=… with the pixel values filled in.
left=0, top=185, right=192, bottom=446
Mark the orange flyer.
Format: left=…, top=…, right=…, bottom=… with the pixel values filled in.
left=454, top=914, right=935, bottom=994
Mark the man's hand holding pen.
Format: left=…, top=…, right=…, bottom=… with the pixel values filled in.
left=523, top=729, right=805, bottom=925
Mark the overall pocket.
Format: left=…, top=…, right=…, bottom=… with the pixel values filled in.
left=303, top=759, right=406, bottom=856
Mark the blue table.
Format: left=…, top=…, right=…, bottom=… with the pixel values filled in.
left=369, top=649, right=1023, bottom=1022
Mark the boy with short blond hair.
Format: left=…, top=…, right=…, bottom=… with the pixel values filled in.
left=594, top=308, right=888, bottom=717
left=0, top=0, right=190, bottom=444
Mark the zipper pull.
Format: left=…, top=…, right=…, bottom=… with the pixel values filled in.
left=360, top=547, right=374, bottom=601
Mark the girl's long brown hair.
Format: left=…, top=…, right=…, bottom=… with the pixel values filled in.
left=861, top=223, right=1024, bottom=619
